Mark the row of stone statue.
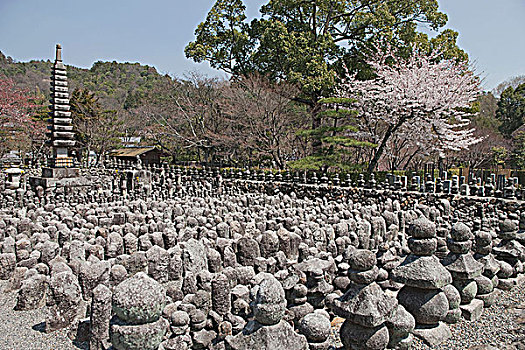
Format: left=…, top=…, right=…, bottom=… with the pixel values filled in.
left=0, top=172, right=524, bottom=349
left=4, top=154, right=522, bottom=200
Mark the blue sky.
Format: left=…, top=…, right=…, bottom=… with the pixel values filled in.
left=0, top=0, right=523, bottom=91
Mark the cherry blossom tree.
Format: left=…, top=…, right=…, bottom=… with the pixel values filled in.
left=338, top=45, right=481, bottom=172
left=0, top=78, right=44, bottom=158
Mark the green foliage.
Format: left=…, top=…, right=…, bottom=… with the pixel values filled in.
left=491, top=146, right=508, bottom=167
left=318, top=97, right=356, bottom=105
left=185, top=0, right=253, bottom=74
left=290, top=96, right=375, bottom=171
left=512, top=131, right=525, bottom=169
left=318, top=109, right=358, bottom=119
left=413, top=29, right=469, bottom=62
left=471, top=92, right=500, bottom=131
left=123, top=90, right=144, bottom=110
left=186, top=0, right=466, bottom=107
left=321, top=136, right=375, bottom=148
left=288, top=154, right=365, bottom=172
left=0, top=53, right=171, bottom=111
left=297, top=125, right=357, bottom=137
left=71, top=89, right=99, bottom=120
left=497, top=83, right=525, bottom=137
left=70, top=88, right=123, bottom=156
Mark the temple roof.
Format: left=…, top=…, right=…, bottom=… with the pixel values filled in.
left=108, top=147, right=157, bottom=157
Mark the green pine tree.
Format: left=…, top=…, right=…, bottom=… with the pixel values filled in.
left=497, top=83, right=525, bottom=137
left=289, top=97, right=376, bottom=171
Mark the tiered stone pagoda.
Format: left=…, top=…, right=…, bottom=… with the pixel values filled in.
left=47, top=44, right=76, bottom=169
left=30, top=44, right=86, bottom=191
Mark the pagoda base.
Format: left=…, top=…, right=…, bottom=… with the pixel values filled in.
left=29, top=167, right=90, bottom=192
left=42, top=167, right=80, bottom=179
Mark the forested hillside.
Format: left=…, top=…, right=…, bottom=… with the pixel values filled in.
left=0, top=51, right=170, bottom=110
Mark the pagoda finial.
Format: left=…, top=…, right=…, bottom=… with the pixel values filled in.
left=55, top=44, right=62, bottom=61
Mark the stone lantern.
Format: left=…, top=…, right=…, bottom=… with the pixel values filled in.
left=5, top=167, right=23, bottom=189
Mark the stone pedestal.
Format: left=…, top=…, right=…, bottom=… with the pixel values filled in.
left=42, top=167, right=80, bottom=179
left=29, top=172, right=90, bottom=192
left=459, top=298, right=484, bottom=321
left=412, top=322, right=451, bottom=346
left=5, top=167, right=23, bottom=189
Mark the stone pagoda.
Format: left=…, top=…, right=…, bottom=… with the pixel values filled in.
left=46, top=44, right=76, bottom=169
left=30, top=44, right=86, bottom=191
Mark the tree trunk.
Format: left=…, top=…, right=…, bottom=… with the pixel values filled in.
left=272, top=150, right=283, bottom=170
left=367, top=121, right=404, bottom=173
left=402, top=149, right=419, bottom=170
left=310, top=102, right=322, bottom=154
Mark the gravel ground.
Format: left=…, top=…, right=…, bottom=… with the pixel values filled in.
left=329, top=276, right=525, bottom=350
left=414, top=276, right=525, bottom=350
left=1, top=277, right=523, bottom=350
left=0, top=280, right=84, bottom=350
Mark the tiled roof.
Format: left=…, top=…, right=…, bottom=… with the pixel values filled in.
left=108, top=147, right=157, bottom=157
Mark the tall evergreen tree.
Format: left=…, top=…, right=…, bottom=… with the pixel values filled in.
left=70, top=88, right=123, bottom=161
left=497, top=83, right=525, bottom=137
